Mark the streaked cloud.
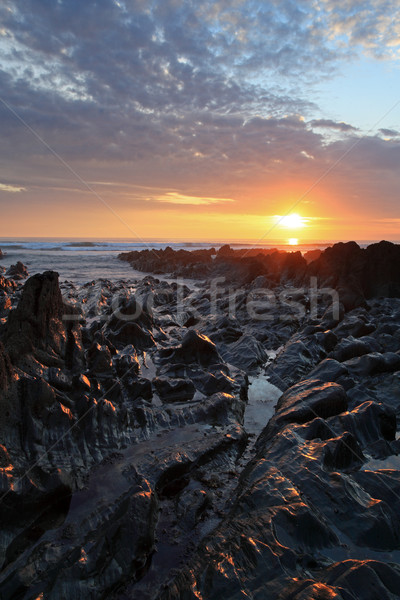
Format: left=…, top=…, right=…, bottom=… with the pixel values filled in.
left=0, top=182, right=26, bottom=193
left=155, top=192, right=234, bottom=206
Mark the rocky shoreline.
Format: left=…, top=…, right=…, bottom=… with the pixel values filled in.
left=1, top=242, right=400, bottom=598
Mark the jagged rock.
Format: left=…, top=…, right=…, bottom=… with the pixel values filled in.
left=153, top=377, right=196, bottom=403
left=330, top=336, right=374, bottom=362
left=6, top=261, right=29, bottom=280
left=114, top=352, right=140, bottom=377
left=266, top=339, right=316, bottom=389
left=2, top=259, right=400, bottom=599
left=0, top=274, right=17, bottom=294
left=274, top=379, right=348, bottom=425
left=107, top=293, right=153, bottom=330
left=323, top=432, right=365, bottom=471
left=0, top=342, right=13, bottom=392
left=20, top=377, right=57, bottom=419
left=198, top=370, right=236, bottom=395
left=123, top=375, right=153, bottom=400
left=107, top=322, right=155, bottom=350
left=0, top=293, right=12, bottom=318
left=87, top=342, right=113, bottom=376
left=306, top=241, right=366, bottom=311
left=216, top=244, right=233, bottom=257
left=219, top=334, right=268, bottom=372
left=308, top=358, right=349, bottom=383
left=160, top=330, right=221, bottom=367
left=304, top=248, right=322, bottom=264
left=363, top=240, right=400, bottom=298
left=344, top=352, right=400, bottom=376
left=323, top=560, right=400, bottom=597
left=2, top=271, right=79, bottom=366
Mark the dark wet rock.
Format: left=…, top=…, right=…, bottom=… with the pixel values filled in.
left=46, top=366, right=73, bottom=391
left=107, top=293, right=154, bottom=330
left=344, top=351, right=400, bottom=376
left=363, top=240, right=400, bottom=298
left=119, top=246, right=214, bottom=277
left=114, top=351, right=140, bottom=377
left=107, top=321, right=155, bottom=350
left=87, top=342, right=113, bottom=376
left=20, top=377, right=57, bottom=418
left=327, top=400, right=397, bottom=451
left=153, top=377, right=196, bottom=403
left=0, top=274, right=17, bottom=294
left=0, top=341, right=13, bottom=392
left=3, top=264, right=400, bottom=599
left=330, top=336, right=374, bottom=362
left=219, top=334, right=268, bottom=372
left=72, top=373, right=92, bottom=393
left=308, top=358, right=349, bottom=383
left=123, top=375, right=153, bottom=401
left=6, top=261, right=29, bottom=280
left=265, top=336, right=325, bottom=389
left=306, top=241, right=366, bottom=311
left=334, top=314, right=376, bottom=339
left=203, top=316, right=243, bottom=344
left=108, top=323, right=155, bottom=350
left=160, top=330, right=221, bottom=368
left=323, top=559, right=400, bottom=597
left=300, top=417, right=334, bottom=441
left=273, top=380, right=348, bottom=426
left=198, top=370, right=236, bottom=395
left=0, top=293, right=12, bottom=318
left=304, top=248, right=322, bottom=264
left=323, top=432, right=365, bottom=471
left=104, top=292, right=156, bottom=351
left=216, top=244, right=233, bottom=257
left=119, top=242, right=400, bottom=311
left=2, top=271, right=81, bottom=367
left=196, top=392, right=245, bottom=425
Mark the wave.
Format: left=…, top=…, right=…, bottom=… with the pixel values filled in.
left=0, top=244, right=27, bottom=250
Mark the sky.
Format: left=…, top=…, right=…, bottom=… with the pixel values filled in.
left=0, top=0, right=399, bottom=243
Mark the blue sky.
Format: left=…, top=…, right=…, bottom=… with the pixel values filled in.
left=317, top=56, right=400, bottom=132
left=0, top=0, right=399, bottom=240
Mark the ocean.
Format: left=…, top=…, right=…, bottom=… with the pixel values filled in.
left=0, top=238, right=384, bottom=284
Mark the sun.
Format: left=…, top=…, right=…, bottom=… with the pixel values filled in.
left=288, top=238, right=298, bottom=246
left=277, top=213, right=306, bottom=229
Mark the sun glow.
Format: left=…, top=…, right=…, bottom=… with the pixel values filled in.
left=288, top=238, right=298, bottom=246
left=276, top=213, right=306, bottom=229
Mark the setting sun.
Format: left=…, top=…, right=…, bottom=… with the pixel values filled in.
left=288, top=238, right=299, bottom=245
left=277, top=213, right=306, bottom=229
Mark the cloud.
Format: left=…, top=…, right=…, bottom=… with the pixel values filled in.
left=0, top=182, right=26, bottom=193
left=0, top=0, right=399, bottom=228
left=310, top=119, right=357, bottom=132
left=380, top=128, right=400, bottom=137
left=154, top=192, right=234, bottom=206
left=318, top=0, right=400, bottom=59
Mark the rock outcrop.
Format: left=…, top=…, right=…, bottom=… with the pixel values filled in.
left=1, top=252, right=400, bottom=599
left=119, top=241, right=400, bottom=311
left=6, top=261, right=29, bottom=280
left=0, top=342, right=13, bottom=392
left=2, top=271, right=80, bottom=367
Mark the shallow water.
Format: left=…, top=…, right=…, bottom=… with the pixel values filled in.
left=244, top=374, right=282, bottom=435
